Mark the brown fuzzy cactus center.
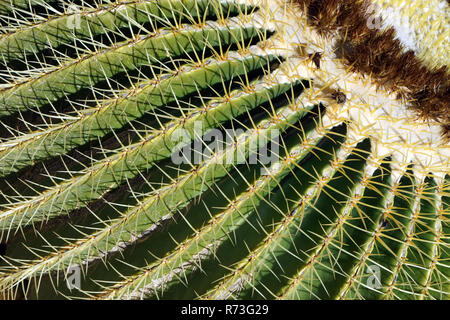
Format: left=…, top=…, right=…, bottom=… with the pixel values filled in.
left=294, top=0, right=450, bottom=138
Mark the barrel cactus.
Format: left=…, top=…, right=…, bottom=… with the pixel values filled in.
left=0, top=0, right=448, bottom=300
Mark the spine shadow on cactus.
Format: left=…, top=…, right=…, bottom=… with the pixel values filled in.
left=0, top=0, right=91, bottom=23
left=346, top=165, right=415, bottom=299
left=0, top=71, right=302, bottom=249
left=283, top=159, right=392, bottom=299
left=223, top=137, right=372, bottom=299
left=21, top=100, right=329, bottom=299
left=0, top=75, right=307, bottom=253
left=104, top=122, right=348, bottom=299
left=0, top=54, right=279, bottom=201
left=0, top=27, right=277, bottom=197
left=0, top=82, right=314, bottom=298
left=0, top=35, right=272, bottom=173
left=0, top=31, right=267, bottom=139
left=0, top=0, right=253, bottom=30
left=0, top=0, right=254, bottom=83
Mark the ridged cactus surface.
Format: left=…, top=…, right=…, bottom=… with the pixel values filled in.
left=0, top=0, right=448, bottom=300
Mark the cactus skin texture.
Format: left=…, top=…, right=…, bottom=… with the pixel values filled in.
left=0, top=0, right=448, bottom=300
